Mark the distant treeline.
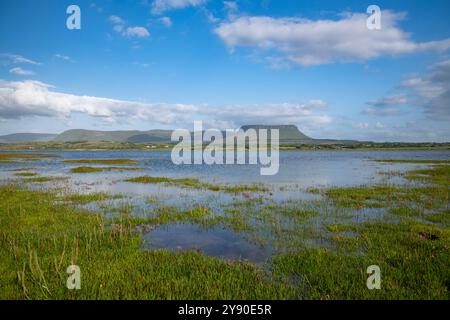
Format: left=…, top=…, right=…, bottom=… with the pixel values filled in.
left=0, top=140, right=449, bottom=151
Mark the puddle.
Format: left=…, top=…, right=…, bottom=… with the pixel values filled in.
left=142, top=224, right=272, bottom=263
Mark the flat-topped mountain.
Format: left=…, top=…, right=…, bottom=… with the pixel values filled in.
left=240, top=124, right=312, bottom=142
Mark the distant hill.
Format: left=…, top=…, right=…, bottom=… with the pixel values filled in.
left=54, top=129, right=172, bottom=143
left=0, top=133, right=57, bottom=143
left=1, top=125, right=364, bottom=146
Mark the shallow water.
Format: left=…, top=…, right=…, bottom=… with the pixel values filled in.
left=1, top=149, right=449, bottom=262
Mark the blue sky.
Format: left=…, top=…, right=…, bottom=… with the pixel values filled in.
left=1, top=0, right=450, bottom=141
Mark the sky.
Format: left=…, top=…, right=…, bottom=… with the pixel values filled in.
left=0, top=0, right=450, bottom=142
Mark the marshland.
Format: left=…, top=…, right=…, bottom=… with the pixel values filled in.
left=0, top=149, right=449, bottom=299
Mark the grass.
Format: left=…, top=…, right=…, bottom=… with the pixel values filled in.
left=24, top=177, right=69, bottom=183
left=0, top=185, right=298, bottom=299
left=14, top=172, right=38, bottom=177
left=1, top=156, right=449, bottom=299
left=70, top=166, right=141, bottom=173
left=373, top=159, right=450, bottom=164
left=271, top=219, right=450, bottom=299
left=8, top=167, right=35, bottom=172
left=59, top=192, right=126, bottom=204
left=0, top=153, right=59, bottom=160
left=64, top=159, right=138, bottom=165
left=125, top=176, right=268, bottom=193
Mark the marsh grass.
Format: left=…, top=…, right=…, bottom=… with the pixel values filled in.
left=125, top=176, right=268, bottom=193
left=1, top=157, right=449, bottom=299
left=14, top=172, right=38, bottom=177
left=59, top=192, right=126, bottom=204
left=24, top=177, right=69, bottom=183
left=0, top=185, right=298, bottom=299
left=0, top=153, right=60, bottom=160
left=70, top=166, right=141, bottom=173
left=63, top=159, right=137, bottom=165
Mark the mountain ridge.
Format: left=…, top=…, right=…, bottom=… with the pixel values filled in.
left=0, top=125, right=363, bottom=145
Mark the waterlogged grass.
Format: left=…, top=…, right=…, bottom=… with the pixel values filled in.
left=405, top=164, right=450, bottom=186
left=125, top=176, right=268, bottom=193
left=8, top=167, right=35, bottom=172
left=374, top=159, right=450, bottom=164
left=70, top=166, right=141, bottom=173
left=1, top=156, right=449, bottom=299
left=64, top=159, right=138, bottom=165
left=24, top=177, right=69, bottom=183
left=60, top=192, right=126, bottom=204
left=0, top=185, right=299, bottom=299
left=267, top=159, right=450, bottom=299
left=14, top=172, right=38, bottom=177
left=272, top=219, right=450, bottom=299
left=0, top=153, right=59, bottom=160
left=116, top=205, right=213, bottom=227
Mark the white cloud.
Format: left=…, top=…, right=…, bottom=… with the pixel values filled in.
left=2, top=54, right=41, bottom=65
left=401, top=59, right=450, bottom=120
left=214, top=11, right=450, bottom=66
left=202, top=101, right=333, bottom=129
left=109, top=15, right=124, bottom=25
left=363, top=94, right=407, bottom=116
left=9, top=67, right=34, bottom=76
left=223, top=1, right=238, bottom=12
left=124, top=27, right=151, bottom=38
left=364, top=107, right=402, bottom=117
left=375, top=122, right=385, bottom=129
left=159, top=16, right=173, bottom=27
left=108, top=15, right=150, bottom=38
left=0, top=79, right=332, bottom=130
left=355, top=122, right=369, bottom=129
left=0, top=80, right=197, bottom=124
left=53, top=54, right=73, bottom=62
left=367, top=94, right=408, bottom=107
left=151, top=0, right=207, bottom=15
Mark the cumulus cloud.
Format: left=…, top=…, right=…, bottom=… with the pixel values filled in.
left=124, top=27, right=150, bottom=38
left=0, top=79, right=332, bottom=130
left=401, top=59, right=450, bottom=120
left=363, top=94, right=407, bottom=116
left=159, top=16, right=173, bottom=27
left=201, top=101, right=333, bottom=129
left=151, top=0, right=207, bottom=15
left=0, top=80, right=197, bottom=124
left=367, top=94, right=408, bottom=107
left=9, top=67, right=34, bottom=76
left=108, top=15, right=150, bottom=38
left=214, top=11, right=450, bottom=66
left=109, top=15, right=124, bottom=25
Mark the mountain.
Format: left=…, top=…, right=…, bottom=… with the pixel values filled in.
left=1, top=125, right=364, bottom=146
left=54, top=129, right=172, bottom=143
left=240, top=125, right=313, bottom=144
left=0, top=133, right=58, bottom=143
